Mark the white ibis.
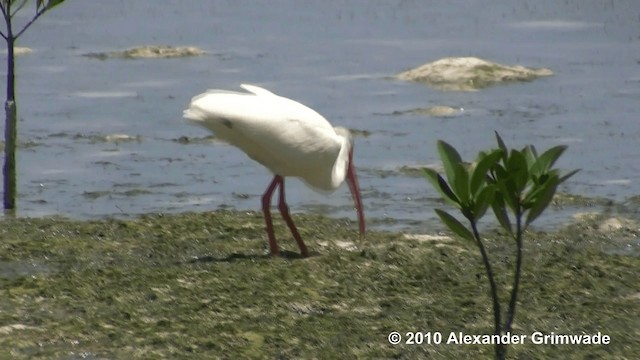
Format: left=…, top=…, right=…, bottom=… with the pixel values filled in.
left=183, top=84, right=365, bottom=257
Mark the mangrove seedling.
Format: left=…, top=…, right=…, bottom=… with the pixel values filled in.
left=424, top=131, right=579, bottom=360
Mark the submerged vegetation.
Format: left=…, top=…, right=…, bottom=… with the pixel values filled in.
left=0, top=210, right=638, bottom=358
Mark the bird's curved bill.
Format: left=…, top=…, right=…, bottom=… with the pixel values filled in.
left=346, top=149, right=365, bottom=238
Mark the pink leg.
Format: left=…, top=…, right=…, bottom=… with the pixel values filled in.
left=277, top=179, right=309, bottom=257
left=261, top=176, right=281, bottom=256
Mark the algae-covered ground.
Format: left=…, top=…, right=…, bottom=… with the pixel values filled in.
left=0, top=211, right=638, bottom=359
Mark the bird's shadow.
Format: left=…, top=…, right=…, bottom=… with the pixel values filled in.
left=187, top=250, right=318, bottom=263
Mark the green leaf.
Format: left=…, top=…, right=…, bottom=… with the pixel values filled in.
left=496, top=174, right=520, bottom=212
left=530, top=145, right=567, bottom=177
left=472, top=185, right=496, bottom=221
left=491, top=192, right=512, bottom=233
left=523, top=145, right=537, bottom=169
left=423, top=167, right=441, bottom=189
left=423, top=168, right=459, bottom=205
left=452, top=162, right=470, bottom=205
left=523, top=168, right=555, bottom=204
left=437, top=140, right=463, bottom=185
left=525, top=176, right=560, bottom=228
left=558, top=168, right=580, bottom=184
left=46, top=0, right=64, bottom=10
left=522, top=183, right=546, bottom=208
left=435, top=209, right=474, bottom=242
left=488, top=162, right=506, bottom=184
left=506, top=149, right=529, bottom=193
left=36, top=0, right=65, bottom=10
left=495, top=132, right=508, bottom=163
left=470, top=149, right=502, bottom=195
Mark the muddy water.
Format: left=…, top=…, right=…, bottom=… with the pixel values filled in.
left=3, top=0, right=639, bottom=232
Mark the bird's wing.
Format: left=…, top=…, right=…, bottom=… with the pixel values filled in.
left=183, top=85, right=344, bottom=188
left=239, top=84, right=278, bottom=97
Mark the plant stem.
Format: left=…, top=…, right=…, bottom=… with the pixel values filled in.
left=505, top=208, right=523, bottom=332
left=470, top=221, right=505, bottom=360
left=3, top=100, right=16, bottom=210
left=2, top=1, right=16, bottom=210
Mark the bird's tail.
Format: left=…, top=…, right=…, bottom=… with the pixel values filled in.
left=183, top=106, right=207, bottom=123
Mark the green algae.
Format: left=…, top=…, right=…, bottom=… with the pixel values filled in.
left=0, top=211, right=638, bottom=358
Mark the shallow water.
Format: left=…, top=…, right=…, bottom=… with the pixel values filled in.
left=2, top=0, right=639, bottom=232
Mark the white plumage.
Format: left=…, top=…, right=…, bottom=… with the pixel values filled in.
left=184, top=84, right=350, bottom=191
left=183, top=84, right=365, bottom=257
